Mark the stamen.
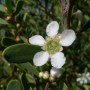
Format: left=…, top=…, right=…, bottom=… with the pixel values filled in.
left=44, top=38, right=61, bottom=54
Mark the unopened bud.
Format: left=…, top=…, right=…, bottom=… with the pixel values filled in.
left=49, top=76, right=55, bottom=82
left=5, top=16, right=12, bottom=21
left=16, top=23, right=20, bottom=28
left=15, top=36, right=20, bottom=42
left=43, top=71, right=49, bottom=79
left=39, top=72, right=44, bottom=78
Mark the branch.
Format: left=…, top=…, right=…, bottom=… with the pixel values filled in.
left=44, top=82, right=49, bottom=90
left=60, top=0, right=75, bottom=29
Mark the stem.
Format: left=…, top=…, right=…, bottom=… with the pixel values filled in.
left=60, top=0, right=75, bottom=29
left=44, top=82, right=49, bottom=90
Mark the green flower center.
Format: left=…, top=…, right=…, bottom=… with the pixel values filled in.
left=44, top=38, right=61, bottom=54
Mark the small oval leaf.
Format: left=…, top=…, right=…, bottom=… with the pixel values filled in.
left=19, top=62, right=39, bottom=76
left=6, top=79, right=22, bottom=90
left=0, top=4, right=6, bottom=12
left=26, top=73, right=35, bottom=83
left=5, top=0, right=13, bottom=14
left=15, top=0, right=24, bottom=15
left=0, top=18, right=8, bottom=24
left=2, top=44, right=41, bottom=63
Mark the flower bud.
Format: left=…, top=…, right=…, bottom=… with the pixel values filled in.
left=49, top=75, right=55, bottom=82
left=15, top=36, right=20, bottom=42
left=16, top=23, right=20, bottom=28
left=39, top=72, right=44, bottom=78
left=5, top=16, right=12, bottom=21
left=43, top=71, right=49, bottom=79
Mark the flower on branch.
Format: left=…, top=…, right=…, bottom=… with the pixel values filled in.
left=29, top=21, right=76, bottom=69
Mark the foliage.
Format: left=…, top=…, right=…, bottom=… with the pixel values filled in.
left=0, top=0, right=90, bottom=90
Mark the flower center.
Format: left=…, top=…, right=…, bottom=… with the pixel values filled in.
left=44, top=38, right=61, bottom=54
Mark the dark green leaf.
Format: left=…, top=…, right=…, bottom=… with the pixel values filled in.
left=0, top=18, right=8, bottom=24
left=81, top=20, right=90, bottom=32
left=20, top=73, right=30, bottom=90
left=0, top=4, right=6, bottom=12
left=19, top=62, right=39, bottom=76
left=5, top=0, right=13, bottom=14
left=58, top=81, right=68, bottom=90
left=2, top=44, right=41, bottom=63
left=83, top=85, right=90, bottom=90
left=15, top=0, right=24, bottom=15
left=1, top=37, right=17, bottom=47
left=3, top=61, right=12, bottom=75
left=26, top=73, right=35, bottom=83
left=63, top=83, right=68, bottom=90
left=6, top=79, right=22, bottom=90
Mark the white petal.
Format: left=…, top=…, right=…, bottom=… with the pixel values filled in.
left=76, top=77, right=81, bottom=82
left=83, top=79, right=88, bottom=84
left=50, top=52, right=66, bottom=69
left=50, top=67, right=61, bottom=77
left=86, top=72, right=90, bottom=77
left=46, top=21, right=59, bottom=38
left=60, top=30, right=76, bottom=46
left=80, top=80, right=83, bottom=84
left=29, top=35, right=45, bottom=46
left=33, top=51, right=49, bottom=66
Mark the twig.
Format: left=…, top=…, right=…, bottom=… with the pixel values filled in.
left=44, top=82, right=49, bottom=90
left=60, top=0, right=75, bottom=29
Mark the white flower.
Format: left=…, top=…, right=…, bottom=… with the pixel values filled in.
left=76, top=72, right=90, bottom=84
left=29, top=21, right=76, bottom=69
left=76, top=77, right=88, bottom=84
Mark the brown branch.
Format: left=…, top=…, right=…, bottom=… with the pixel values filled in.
left=44, top=82, right=49, bottom=90
left=60, top=0, right=75, bottom=29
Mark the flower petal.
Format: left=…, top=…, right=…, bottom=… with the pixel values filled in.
left=60, top=30, right=76, bottom=46
left=33, top=51, right=49, bottom=66
left=50, top=52, right=66, bottom=69
left=76, top=77, right=81, bottom=82
left=50, top=67, right=61, bottom=77
left=29, top=35, right=45, bottom=46
left=46, top=21, right=59, bottom=38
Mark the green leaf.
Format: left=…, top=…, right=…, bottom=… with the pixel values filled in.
left=0, top=18, right=8, bottom=24
left=20, top=73, right=30, bottom=90
left=19, top=62, right=39, bottom=76
left=3, top=61, right=12, bottom=75
left=6, top=79, right=22, bottom=90
left=81, top=20, right=90, bottom=32
left=58, top=81, right=68, bottom=90
left=5, top=0, right=13, bottom=14
left=15, top=0, right=24, bottom=15
left=83, top=85, right=90, bottom=90
left=62, top=83, right=68, bottom=90
left=2, top=43, right=41, bottom=63
left=0, top=4, right=6, bottom=12
left=26, top=73, right=35, bottom=83
left=1, top=37, right=17, bottom=47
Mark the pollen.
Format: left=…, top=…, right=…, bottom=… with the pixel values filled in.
left=44, top=38, right=61, bottom=54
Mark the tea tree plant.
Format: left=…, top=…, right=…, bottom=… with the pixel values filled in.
left=0, top=0, right=90, bottom=90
